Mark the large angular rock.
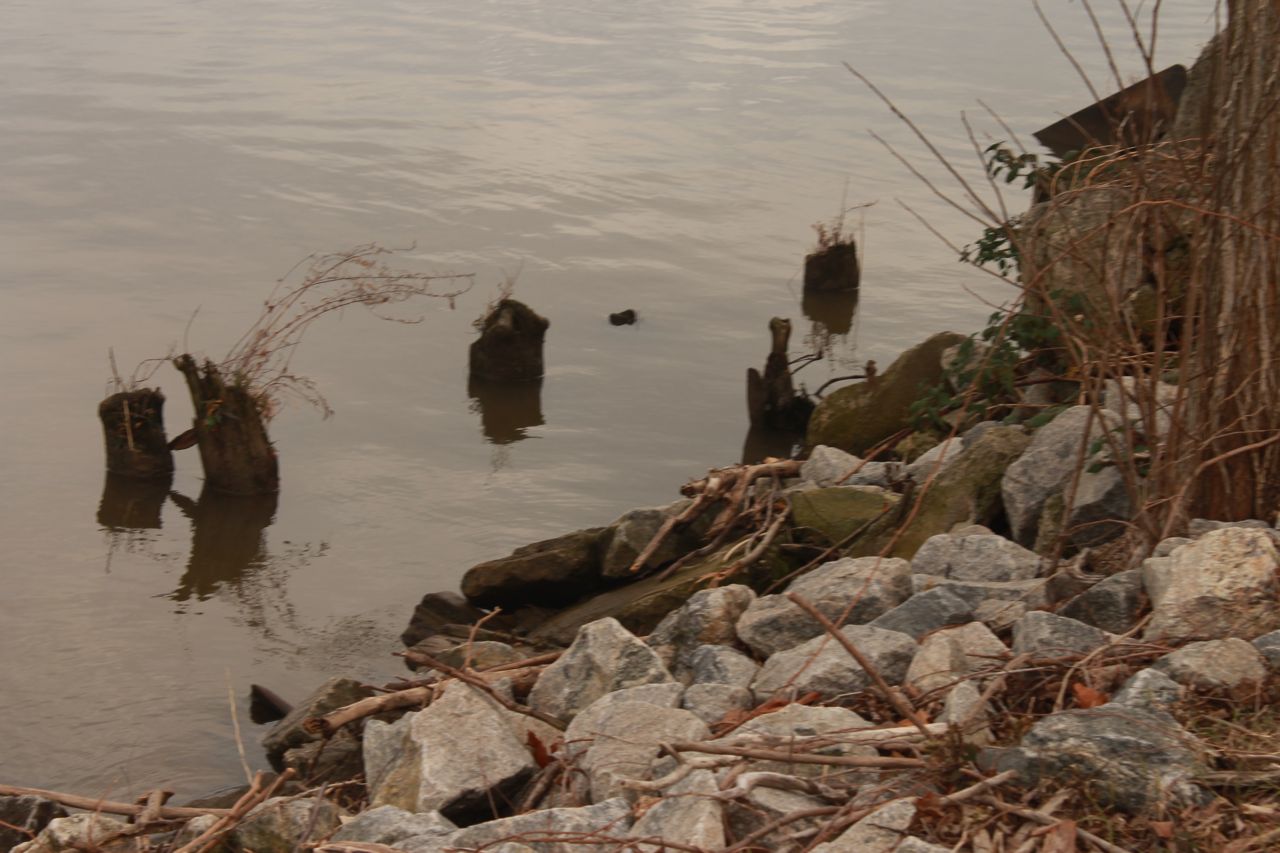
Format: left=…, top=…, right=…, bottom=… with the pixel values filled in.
left=911, top=533, right=1041, bottom=582
left=647, top=585, right=756, bottom=681
left=801, top=445, right=899, bottom=488
left=1143, top=528, right=1280, bottom=642
left=905, top=621, right=1007, bottom=694
left=367, top=683, right=537, bottom=822
left=940, top=680, right=993, bottom=746
left=905, top=439, right=960, bottom=484
left=461, top=528, right=608, bottom=609
left=1002, top=406, right=1122, bottom=546
left=600, top=502, right=704, bottom=578
left=528, top=618, right=674, bottom=722
left=790, top=486, right=901, bottom=545
left=725, top=787, right=829, bottom=850
left=628, top=769, right=724, bottom=851
left=262, top=676, right=375, bottom=765
left=564, top=700, right=709, bottom=803
left=731, top=704, right=876, bottom=779
left=810, top=798, right=917, bottom=853
left=12, top=814, right=132, bottom=853
left=861, top=426, right=1031, bottom=559
left=807, top=331, right=968, bottom=455
left=233, top=797, right=343, bottom=853
left=736, top=557, right=912, bottom=657
left=0, top=796, right=67, bottom=852
left=1153, top=638, right=1268, bottom=696
left=681, top=683, right=754, bottom=724
left=912, top=575, right=1053, bottom=612
left=330, top=805, right=456, bottom=845
left=1111, top=667, right=1184, bottom=711
left=1059, top=569, right=1146, bottom=634
left=752, top=625, right=918, bottom=700
left=868, top=587, right=974, bottom=639
left=446, top=798, right=633, bottom=853
left=1066, top=465, right=1131, bottom=548
left=687, top=644, right=759, bottom=688
left=1253, top=630, right=1280, bottom=671
left=1012, top=611, right=1110, bottom=657
left=989, top=705, right=1210, bottom=813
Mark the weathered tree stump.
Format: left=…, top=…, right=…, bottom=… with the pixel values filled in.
left=98, top=389, right=174, bottom=480
left=174, top=354, right=279, bottom=495
left=469, top=299, right=549, bottom=383
left=746, top=317, right=814, bottom=431
left=803, top=242, right=860, bottom=293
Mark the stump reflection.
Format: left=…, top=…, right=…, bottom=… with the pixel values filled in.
left=168, top=485, right=278, bottom=602
left=468, top=377, right=545, bottom=445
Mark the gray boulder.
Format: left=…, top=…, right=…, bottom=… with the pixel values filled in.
left=583, top=682, right=684, bottom=710
left=912, top=575, right=1053, bottom=611
left=687, top=644, right=759, bottom=688
left=1001, top=406, right=1122, bottom=546
left=680, top=683, right=754, bottom=725
left=262, top=676, right=375, bottom=765
left=330, top=805, right=456, bottom=845
left=601, top=502, right=702, bottom=578
left=528, top=617, right=674, bottom=722
left=731, top=704, right=876, bottom=779
left=725, top=787, right=830, bottom=851
left=810, top=798, right=916, bottom=853
left=1058, top=569, right=1145, bottom=634
left=367, top=683, right=537, bottom=821
left=905, top=439, right=960, bottom=484
left=12, top=814, right=132, bottom=853
left=446, top=798, right=633, bottom=853
left=1143, top=528, right=1280, bottom=642
left=988, top=706, right=1210, bottom=813
left=752, top=625, right=918, bottom=700
left=905, top=621, right=1006, bottom=695
left=736, top=557, right=912, bottom=657
left=234, top=797, right=343, bottom=853
left=1252, top=629, right=1280, bottom=670
left=647, top=585, right=756, bottom=680
left=1012, top=611, right=1110, bottom=657
left=0, top=796, right=67, bottom=852
left=868, top=586, right=974, bottom=640
left=564, top=700, right=709, bottom=803
left=911, top=532, right=1042, bottom=582
left=1111, top=668, right=1184, bottom=711
left=1153, top=536, right=1192, bottom=557
left=629, top=769, right=724, bottom=851
left=1066, top=465, right=1131, bottom=548
left=1154, top=638, right=1268, bottom=696
left=801, top=445, right=899, bottom=488
left=1187, top=517, right=1275, bottom=538
left=940, top=680, right=993, bottom=746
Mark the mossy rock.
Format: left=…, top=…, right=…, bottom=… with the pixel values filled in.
left=790, top=486, right=900, bottom=546
left=806, top=331, right=968, bottom=455
left=852, top=426, right=1031, bottom=560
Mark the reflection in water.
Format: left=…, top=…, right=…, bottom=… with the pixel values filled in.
left=468, top=377, right=545, bottom=445
left=98, top=473, right=172, bottom=531
left=802, top=288, right=859, bottom=338
left=741, top=424, right=804, bottom=465
left=168, top=486, right=278, bottom=603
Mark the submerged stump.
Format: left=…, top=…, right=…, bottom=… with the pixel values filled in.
left=803, top=241, right=860, bottom=293
left=469, top=299, right=549, bottom=383
left=746, top=317, right=813, bottom=431
left=98, top=389, right=174, bottom=480
left=174, top=354, right=279, bottom=495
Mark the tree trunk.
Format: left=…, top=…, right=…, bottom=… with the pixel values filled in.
left=97, top=389, right=174, bottom=480
left=174, top=354, right=279, bottom=495
left=1184, top=0, right=1280, bottom=521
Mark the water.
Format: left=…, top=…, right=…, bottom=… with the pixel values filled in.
left=0, top=0, right=1212, bottom=798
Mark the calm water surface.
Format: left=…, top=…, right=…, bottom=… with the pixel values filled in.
left=0, top=1, right=1211, bottom=797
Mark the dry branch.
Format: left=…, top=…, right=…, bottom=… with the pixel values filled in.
left=666, top=740, right=926, bottom=769
left=0, top=784, right=231, bottom=820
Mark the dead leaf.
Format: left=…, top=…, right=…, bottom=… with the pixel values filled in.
left=1042, top=819, right=1079, bottom=853
left=1150, top=820, right=1175, bottom=839
left=526, top=731, right=556, bottom=768
left=1071, top=682, right=1109, bottom=709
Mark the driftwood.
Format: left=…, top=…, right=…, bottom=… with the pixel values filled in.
left=305, top=686, right=435, bottom=739
left=665, top=741, right=926, bottom=770
left=0, top=784, right=230, bottom=820
left=172, top=769, right=295, bottom=853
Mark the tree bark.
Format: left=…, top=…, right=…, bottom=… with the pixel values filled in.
left=174, top=355, right=279, bottom=495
